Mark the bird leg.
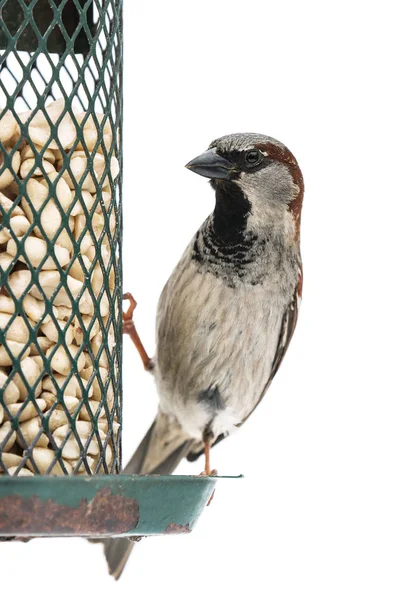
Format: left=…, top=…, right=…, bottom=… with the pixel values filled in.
left=122, top=293, right=153, bottom=371
left=201, top=433, right=217, bottom=505
left=200, top=429, right=217, bottom=476
left=204, top=436, right=212, bottom=476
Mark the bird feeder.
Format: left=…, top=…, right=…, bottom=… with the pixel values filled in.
left=0, top=0, right=215, bottom=540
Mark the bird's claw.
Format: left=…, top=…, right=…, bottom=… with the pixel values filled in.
left=122, top=291, right=153, bottom=371
left=122, top=292, right=137, bottom=322
left=199, top=468, right=218, bottom=477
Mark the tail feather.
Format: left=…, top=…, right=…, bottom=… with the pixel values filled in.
left=126, top=411, right=191, bottom=475
left=104, top=537, right=136, bottom=581
left=101, top=412, right=194, bottom=579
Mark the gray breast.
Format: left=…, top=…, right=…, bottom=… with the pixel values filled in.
left=153, top=231, right=299, bottom=440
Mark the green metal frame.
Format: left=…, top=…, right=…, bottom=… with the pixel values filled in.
left=0, top=0, right=123, bottom=476
left=0, top=1, right=95, bottom=55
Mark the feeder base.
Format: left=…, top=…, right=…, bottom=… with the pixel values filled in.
left=0, top=474, right=218, bottom=538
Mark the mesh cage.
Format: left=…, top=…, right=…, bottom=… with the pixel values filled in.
left=0, top=0, right=123, bottom=476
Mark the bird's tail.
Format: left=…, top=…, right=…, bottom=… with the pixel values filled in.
left=101, top=412, right=193, bottom=580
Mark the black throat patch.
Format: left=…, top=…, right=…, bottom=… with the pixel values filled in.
left=211, top=180, right=251, bottom=244
left=191, top=180, right=266, bottom=285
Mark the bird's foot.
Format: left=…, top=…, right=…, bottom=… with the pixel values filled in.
left=199, top=468, right=218, bottom=477
left=122, top=292, right=154, bottom=371
left=199, top=430, right=217, bottom=504
left=122, top=292, right=137, bottom=320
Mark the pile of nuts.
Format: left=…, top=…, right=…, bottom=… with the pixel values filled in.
left=0, top=99, right=120, bottom=475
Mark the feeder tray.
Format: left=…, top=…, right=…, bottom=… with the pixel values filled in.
left=0, top=475, right=217, bottom=537
left=0, top=0, right=217, bottom=540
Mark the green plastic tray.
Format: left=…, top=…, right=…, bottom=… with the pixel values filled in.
left=0, top=474, right=219, bottom=538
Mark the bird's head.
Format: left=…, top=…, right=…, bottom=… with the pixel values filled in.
left=186, top=133, right=304, bottom=239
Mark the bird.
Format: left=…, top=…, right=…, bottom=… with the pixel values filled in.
left=103, top=132, right=304, bottom=578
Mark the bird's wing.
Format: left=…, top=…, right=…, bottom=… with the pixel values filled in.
left=187, top=278, right=301, bottom=462
left=238, top=282, right=301, bottom=428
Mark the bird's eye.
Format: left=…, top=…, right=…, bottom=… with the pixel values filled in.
left=245, top=149, right=262, bottom=166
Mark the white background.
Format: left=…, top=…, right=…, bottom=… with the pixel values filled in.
left=3, top=1, right=400, bottom=598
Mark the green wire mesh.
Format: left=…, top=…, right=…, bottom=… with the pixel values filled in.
left=0, top=0, right=123, bottom=476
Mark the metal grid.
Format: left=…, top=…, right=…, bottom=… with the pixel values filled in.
left=0, top=0, right=123, bottom=475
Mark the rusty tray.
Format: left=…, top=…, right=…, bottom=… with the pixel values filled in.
left=0, top=474, right=219, bottom=538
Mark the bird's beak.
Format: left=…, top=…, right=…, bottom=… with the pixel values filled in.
left=185, top=148, right=234, bottom=180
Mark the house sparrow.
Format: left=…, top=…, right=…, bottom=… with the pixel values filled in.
left=104, top=132, right=304, bottom=578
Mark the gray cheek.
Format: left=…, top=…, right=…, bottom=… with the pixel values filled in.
left=269, top=164, right=296, bottom=204
left=269, top=178, right=294, bottom=205
left=239, top=163, right=295, bottom=206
